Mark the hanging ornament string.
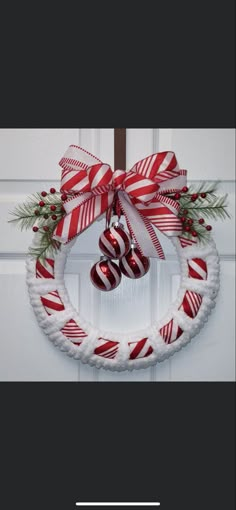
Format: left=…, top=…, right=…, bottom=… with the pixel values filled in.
left=52, top=145, right=188, bottom=259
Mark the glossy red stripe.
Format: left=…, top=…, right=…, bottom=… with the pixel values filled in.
left=68, top=207, right=80, bottom=240
left=41, top=297, right=65, bottom=311
left=61, top=170, right=88, bottom=192
left=36, top=260, right=54, bottom=279
left=155, top=152, right=168, bottom=170
left=147, top=155, right=162, bottom=179
left=188, top=266, right=204, bottom=279
left=94, top=340, right=119, bottom=355
left=145, top=346, right=154, bottom=357
left=47, top=259, right=55, bottom=268
left=102, top=349, right=118, bottom=359
left=188, top=259, right=207, bottom=280
left=181, top=291, right=202, bottom=318
left=129, top=338, right=147, bottom=359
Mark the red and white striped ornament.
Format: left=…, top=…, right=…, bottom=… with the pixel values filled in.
left=90, top=258, right=122, bottom=291
left=119, top=244, right=150, bottom=279
left=99, top=222, right=131, bottom=259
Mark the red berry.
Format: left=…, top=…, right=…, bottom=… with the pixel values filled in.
left=50, top=205, right=56, bottom=211
left=188, top=219, right=193, bottom=225
left=41, top=191, right=47, bottom=197
left=44, top=214, right=49, bottom=219
left=183, top=209, right=188, bottom=215
left=51, top=214, right=57, bottom=220
left=199, top=218, right=205, bottom=224
left=192, top=193, right=199, bottom=199
left=206, top=225, right=212, bottom=231
left=201, top=192, right=207, bottom=198
left=192, top=231, right=198, bottom=237
left=182, top=186, right=189, bottom=193
left=39, top=200, right=45, bottom=207
left=34, top=209, right=40, bottom=216
left=191, top=196, right=197, bottom=202
left=61, top=193, right=67, bottom=201
left=61, top=205, right=65, bottom=212
left=43, top=226, right=49, bottom=232
left=181, top=217, right=186, bottom=223
left=184, top=225, right=190, bottom=232
left=32, top=226, right=38, bottom=232
left=174, top=192, right=181, bottom=200
left=50, top=188, right=56, bottom=194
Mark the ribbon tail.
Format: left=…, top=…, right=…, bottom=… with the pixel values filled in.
left=118, top=192, right=165, bottom=259
left=52, top=191, right=114, bottom=244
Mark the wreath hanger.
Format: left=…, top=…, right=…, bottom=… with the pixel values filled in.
left=114, top=127, right=126, bottom=171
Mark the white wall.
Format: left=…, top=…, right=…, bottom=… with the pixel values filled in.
left=0, top=128, right=235, bottom=381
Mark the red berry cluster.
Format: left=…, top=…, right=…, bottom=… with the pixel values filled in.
left=175, top=187, right=213, bottom=236
left=180, top=214, right=212, bottom=237
left=180, top=216, right=198, bottom=237
left=190, top=192, right=207, bottom=202
left=32, top=188, right=66, bottom=233
left=173, top=187, right=208, bottom=202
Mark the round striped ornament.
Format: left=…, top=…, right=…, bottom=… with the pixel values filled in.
left=99, top=222, right=131, bottom=259
left=90, top=258, right=122, bottom=291
left=119, top=246, right=150, bottom=279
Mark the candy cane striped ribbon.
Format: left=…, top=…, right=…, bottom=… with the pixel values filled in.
left=53, top=145, right=187, bottom=259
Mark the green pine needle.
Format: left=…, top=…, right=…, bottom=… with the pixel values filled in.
left=179, top=194, right=230, bottom=221
left=29, top=230, right=61, bottom=262
left=175, top=181, right=230, bottom=244
left=8, top=191, right=65, bottom=262
left=180, top=223, right=211, bottom=245
left=188, top=180, right=220, bottom=195
left=8, top=192, right=63, bottom=231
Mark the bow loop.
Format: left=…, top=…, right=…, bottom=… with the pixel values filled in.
left=60, top=169, right=89, bottom=194
left=87, top=163, right=113, bottom=191
left=123, top=170, right=159, bottom=204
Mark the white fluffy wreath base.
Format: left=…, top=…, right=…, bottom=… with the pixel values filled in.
left=26, top=236, right=220, bottom=371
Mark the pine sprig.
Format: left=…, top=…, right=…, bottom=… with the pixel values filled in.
left=168, top=180, right=231, bottom=245
left=187, top=180, right=220, bottom=195
left=29, top=230, right=61, bottom=261
left=180, top=221, right=211, bottom=245
left=179, top=194, right=230, bottom=221
left=8, top=190, right=66, bottom=262
left=8, top=192, right=63, bottom=230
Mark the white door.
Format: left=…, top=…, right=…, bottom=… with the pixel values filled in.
left=0, top=128, right=235, bottom=381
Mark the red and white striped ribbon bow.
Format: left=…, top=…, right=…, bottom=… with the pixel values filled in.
left=52, top=145, right=187, bottom=259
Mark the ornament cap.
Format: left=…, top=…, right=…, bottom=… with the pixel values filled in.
left=111, top=221, right=124, bottom=229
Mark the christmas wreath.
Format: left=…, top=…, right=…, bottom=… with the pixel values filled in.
left=9, top=145, right=229, bottom=370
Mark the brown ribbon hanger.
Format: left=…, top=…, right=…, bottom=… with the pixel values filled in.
left=114, top=128, right=126, bottom=170
left=112, top=128, right=127, bottom=220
